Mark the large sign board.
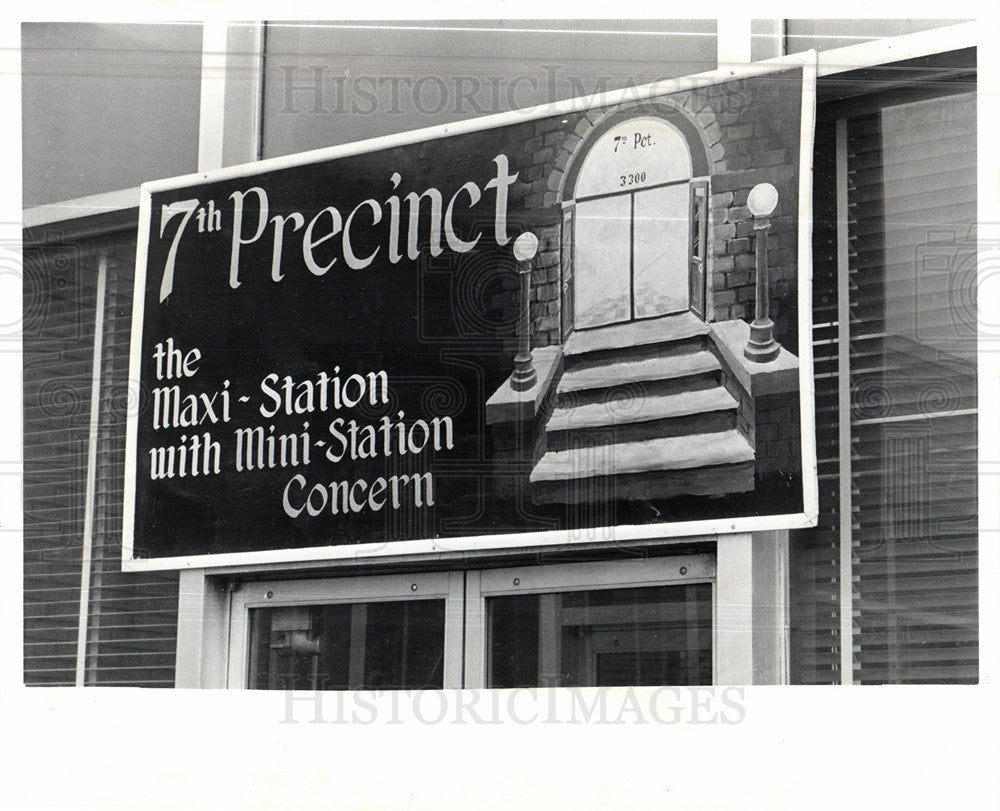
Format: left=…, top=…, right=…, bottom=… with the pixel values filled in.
left=123, top=55, right=818, bottom=569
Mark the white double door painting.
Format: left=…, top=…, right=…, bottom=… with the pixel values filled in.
left=574, top=182, right=691, bottom=329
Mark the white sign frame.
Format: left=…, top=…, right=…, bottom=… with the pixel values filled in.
left=122, top=51, right=819, bottom=572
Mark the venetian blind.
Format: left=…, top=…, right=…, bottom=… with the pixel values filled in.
left=23, top=225, right=180, bottom=687
left=82, top=235, right=179, bottom=686
left=22, top=237, right=98, bottom=685
left=846, top=88, right=978, bottom=683
left=791, top=63, right=978, bottom=686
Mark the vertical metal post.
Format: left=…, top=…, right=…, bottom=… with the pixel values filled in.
left=835, top=118, right=855, bottom=685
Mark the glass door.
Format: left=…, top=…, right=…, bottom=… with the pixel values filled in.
left=464, top=554, right=716, bottom=688
left=228, top=571, right=464, bottom=689
left=228, top=556, right=716, bottom=689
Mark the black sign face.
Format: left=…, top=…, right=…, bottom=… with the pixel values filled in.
left=124, top=61, right=817, bottom=567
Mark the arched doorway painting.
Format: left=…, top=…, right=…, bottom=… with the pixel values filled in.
left=565, top=115, right=709, bottom=331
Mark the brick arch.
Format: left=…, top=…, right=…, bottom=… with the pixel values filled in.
left=548, top=98, right=724, bottom=206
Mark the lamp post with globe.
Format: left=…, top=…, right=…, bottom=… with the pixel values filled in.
left=743, top=182, right=781, bottom=363
left=510, top=231, right=539, bottom=391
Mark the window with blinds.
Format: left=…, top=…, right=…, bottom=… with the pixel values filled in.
left=23, top=237, right=97, bottom=685
left=23, top=225, right=180, bottom=687
left=791, top=62, right=978, bottom=684
left=83, top=237, right=179, bottom=686
left=847, top=88, right=978, bottom=683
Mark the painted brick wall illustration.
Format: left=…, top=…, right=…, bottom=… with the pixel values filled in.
left=505, top=72, right=802, bottom=351
left=706, top=74, right=800, bottom=351
left=755, top=393, right=802, bottom=479
left=718, top=368, right=801, bottom=480
left=721, top=367, right=757, bottom=450
left=508, top=111, right=596, bottom=347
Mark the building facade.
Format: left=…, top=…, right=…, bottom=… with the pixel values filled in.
left=22, top=19, right=980, bottom=688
